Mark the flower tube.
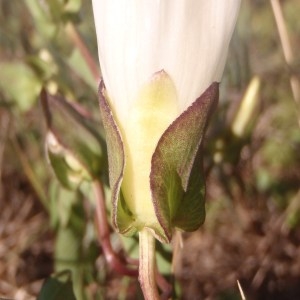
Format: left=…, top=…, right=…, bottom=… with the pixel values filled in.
left=92, top=0, right=241, bottom=242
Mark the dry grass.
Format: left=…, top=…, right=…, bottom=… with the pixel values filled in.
left=0, top=167, right=53, bottom=299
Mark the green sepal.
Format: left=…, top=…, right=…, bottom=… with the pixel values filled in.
left=151, top=82, right=219, bottom=241
left=99, top=81, right=218, bottom=242
left=98, top=82, right=136, bottom=235
left=99, top=83, right=164, bottom=237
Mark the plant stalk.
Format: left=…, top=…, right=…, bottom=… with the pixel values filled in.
left=139, top=229, right=160, bottom=300
left=92, top=179, right=138, bottom=277
left=65, top=22, right=100, bottom=82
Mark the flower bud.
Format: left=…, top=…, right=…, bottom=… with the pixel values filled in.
left=92, top=0, right=240, bottom=241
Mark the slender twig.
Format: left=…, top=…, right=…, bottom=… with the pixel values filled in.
left=139, top=229, right=160, bottom=300
left=270, top=0, right=300, bottom=125
left=270, top=0, right=293, bottom=63
left=237, top=280, right=246, bottom=300
left=0, top=112, right=10, bottom=198
left=92, top=179, right=138, bottom=277
left=65, top=22, right=101, bottom=83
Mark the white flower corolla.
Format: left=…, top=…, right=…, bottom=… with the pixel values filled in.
left=92, top=0, right=241, bottom=233
left=93, top=0, right=240, bottom=121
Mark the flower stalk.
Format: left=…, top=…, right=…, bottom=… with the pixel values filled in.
left=93, top=179, right=138, bottom=277
left=139, top=229, right=159, bottom=300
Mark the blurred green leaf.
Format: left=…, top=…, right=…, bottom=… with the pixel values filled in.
left=41, top=90, right=107, bottom=190
left=0, top=62, right=41, bottom=111
left=67, top=48, right=96, bottom=89
left=24, top=0, right=57, bottom=38
left=38, top=271, right=76, bottom=300
left=65, top=0, right=82, bottom=14
left=47, top=132, right=92, bottom=190
left=50, top=186, right=90, bottom=300
left=27, top=52, right=58, bottom=82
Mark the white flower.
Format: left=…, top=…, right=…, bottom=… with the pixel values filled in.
left=92, top=0, right=240, bottom=122
left=92, top=0, right=241, bottom=232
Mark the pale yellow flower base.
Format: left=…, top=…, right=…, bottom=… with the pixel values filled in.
left=117, top=71, right=179, bottom=229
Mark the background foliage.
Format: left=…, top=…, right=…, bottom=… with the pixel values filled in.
left=0, top=0, right=300, bottom=299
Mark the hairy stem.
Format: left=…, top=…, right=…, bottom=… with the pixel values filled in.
left=139, top=229, right=160, bottom=300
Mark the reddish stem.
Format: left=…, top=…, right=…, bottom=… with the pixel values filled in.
left=66, top=22, right=101, bottom=83
left=92, top=180, right=172, bottom=294
left=92, top=180, right=138, bottom=277
left=156, top=270, right=172, bottom=299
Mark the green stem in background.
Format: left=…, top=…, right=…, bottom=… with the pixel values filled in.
left=139, top=229, right=160, bottom=300
left=65, top=22, right=100, bottom=83
left=92, top=179, right=138, bottom=277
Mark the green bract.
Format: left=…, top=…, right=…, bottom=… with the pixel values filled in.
left=99, top=74, right=218, bottom=242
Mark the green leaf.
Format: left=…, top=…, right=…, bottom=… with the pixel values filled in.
left=41, top=90, right=107, bottom=189
left=46, top=137, right=85, bottom=190
left=67, top=48, right=96, bottom=89
left=24, top=0, right=57, bottom=38
left=64, top=0, right=82, bottom=14
left=0, top=62, right=41, bottom=111
left=151, top=83, right=219, bottom=241
left=38, top=271, right=76, bottom=300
